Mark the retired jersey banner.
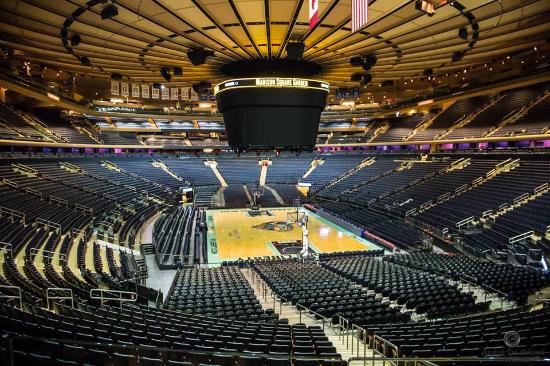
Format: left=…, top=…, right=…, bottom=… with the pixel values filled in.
left=352, top=0, right=368, bottom=33
left=152, top=86, right=159, bottom=99
left=141, top=84, right=150, bottom=98
left=120, top=82, right=129, bottom=97
left=110, top=81, right=119, bottom=95
left=161, top=87, right=169, bottom=100
left=181, top=87, right=189, bottom=101
left=131, top=83, right=140, bottom=97
left=190, top=89, right=199, bottom=101
left=309, top=0, right=319, bottom=29
left=170, top=87, right=178, bottom=100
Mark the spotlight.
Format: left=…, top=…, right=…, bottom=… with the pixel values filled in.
left=80, top=56, right=91, bottom=66
left=458, top=27, right=468, bottom=40
left=173, top=67, right=183, bottom=76
left=70, top=33, right=81, bottom=47
left=415, top=0, right=435, bottom=15
left=101, top=3, right=118, bottom=20
left=111, top=72, right=123, bottom=80
left=452, top=51, right=464, bottom=62
left=187, top=48, right=214, bottom=66
left=161, top=67, right=171, bottom=82
left=286, top=42, right=305, bottom=60
left=350, top=57, right=363, bottom=67
left=350, top=73, right=363, bottom=82
left=423, top=68, right=433, bottom=76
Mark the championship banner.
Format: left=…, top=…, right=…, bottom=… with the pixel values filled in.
left=181, top=87, right=189, bottom=101
left=131, top=83, right=140, bottom=97
left=190, top=89, right=199, bottom=101
left=352, top=0, right=368, bottom=32
left=120, top=82, right=129, bottom=97
left=170, top=87, right=178, bottom=100
left=110, top=80, right=119, bottom=95
left=309, top=0, right=319, bottom=29
left=161, top=87, right=169, bottom=100
left=152, top=86, right=159, bottom=99
left=141, top=84, right=150, bottom=98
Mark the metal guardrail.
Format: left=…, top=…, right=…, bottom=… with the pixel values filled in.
left=509, top=231, right=534, bottom=244
left=89, top=288, right=137, bottom=310
left=456, top=216, right=474, bottom=228
left=29, top=248, right=67, bottom=263
left=0, top=285, right=22, bottom=309
left=35, top=218, right=61, bottom=231
left=46, top=288, right=74, bottom=310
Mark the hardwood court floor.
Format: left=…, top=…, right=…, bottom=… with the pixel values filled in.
left=208, top=208, right=375, bottom=261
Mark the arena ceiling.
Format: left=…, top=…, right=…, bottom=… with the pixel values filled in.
left=0, top=0, right=549, bottom=93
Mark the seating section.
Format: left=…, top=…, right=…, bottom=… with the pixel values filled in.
left=365, top=306, right=550, bottom=359
left=372, top=114, right=425, bottom=142
left=409, top=96, right=490, bottom=141
left=224, top=185, right=250, bottom=208
left=415, top=161, right=550, bottom=231
left=166, top=267, right=278, bottom=322
left=163, top=158, right=219, bottom=186
left=266, top=156, right=312, bottom=184
left=254, top=259, right=410, bottom=327
left=217, top=159, right=260, bottom=184
left=304, top=155, right=367, bottom=193
left=493, top=89, right=550, bottom=137
left=387, top=252, right=550, bottom=304
left=0, top=103, right=46, bottom=141
left=153, top=206, right=195, bottom=262
left=155, top=119, right=195, bottom=130
left=446, top=86, right=546, bottom=140
left=111, top=117, right=152, bottom=129
left=321, top=256, right=481, bottom=319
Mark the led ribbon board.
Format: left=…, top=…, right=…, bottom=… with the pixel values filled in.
left=214, top=78, right=330, bottom=95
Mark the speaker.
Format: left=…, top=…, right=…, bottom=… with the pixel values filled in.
left=153, top=83, right=161, bottom=89
left=286, top=42, right=305, bottom=60
left=381, top=80, right=393, bottom=87
left=161, top=67, right=171, bottom=82
left=350, top=73, right=363, bottom=82
left=111, top=72, right=123, bottom=80
left=101, top=3, right=118, bottom=19
left=423, top=68, right=433, bottom=76
left=193, top=81, right=211, bottom=94
left=173, top=67, right=183, bottom=76
left=350, top=56, right=363, bottom=67
left=80, top=56, right=91, bottom=66
left=458, top=27, right=468, bottom=40
left=70, top=33, right=81, bottom=47
left=452, top=51, right=464, bottom=62
left=362, top=74, right=373, bottom=84
left=187, top=48, right=214, bottom=66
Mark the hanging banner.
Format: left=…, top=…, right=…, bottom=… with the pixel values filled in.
left=111, top=81, right=119, bottom=95
left=171, top=87, right=178, bottom=100
left=131, top=83, right=140, bottom=97
left=190, top=89, right=199, bottom=101
left=161, top=87, right=169, bottom=100
left=309, top=0, right=319, bottom=29
left=120, top=82, right=129, bottom=97
left=152, top=86, right=159, bottom=99
left=141, top=84, right=150, bottom=98
left=181, top=87, right=189, bottom=101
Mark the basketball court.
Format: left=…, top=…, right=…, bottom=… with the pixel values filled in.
left=206, top=207, right=380, bottom=263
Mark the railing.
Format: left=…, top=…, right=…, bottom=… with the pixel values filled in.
left=338, top=316, right=350, bottom=348
left=437, top=192, right=450, bottom=202
left=482, top=209, right=493, bottom=218
left=29, top=248, right=67, bottom=263
left=534, top=183, right=549, bottom=194
left=372, top=334, right=399, bottom=366
left=35, top=218, right=61, bottom=231
left=0, top=206, right=25, bottom=223
left=405, top=208, right=416, bottom=216
left=295, top=303, right=331, bottom=331
left=455, top=216, right=474, bottom=228
left=46, top=288, right=74, bottom=310
left=514, top=192, right=529, bottom=203
left=0, top=285, right=22, bottom=309
left=89, top=289, right=137, bottom=310
left=509, top=231, right=533, bottom=244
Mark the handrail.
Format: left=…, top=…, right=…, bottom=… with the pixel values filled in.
left=29, top=248, right=67, bottom=263
left=534, top=183, right=549, bottom=194
left=0, top=242, right=13, bottom=256
left=373, top=334, right=399, bottom=365
left=46, top=288, right=74, bottom=310
left=89, top=288, right=137, bottom=310
left=35, top=218, right=61, bottom=231
left=0, top=285, right=22, bottom=309
left=509, top=231, right=533, bottom=244
left=456, top=216, right=474, bottom=228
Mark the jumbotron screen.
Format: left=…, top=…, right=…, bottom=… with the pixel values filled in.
left=215, top=78, right=329, bottom=151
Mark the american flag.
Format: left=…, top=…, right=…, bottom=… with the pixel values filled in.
left=352, top=0, right=368, bottom=33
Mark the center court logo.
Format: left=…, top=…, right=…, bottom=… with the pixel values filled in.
left=504, top=331, right=521, bottom=347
